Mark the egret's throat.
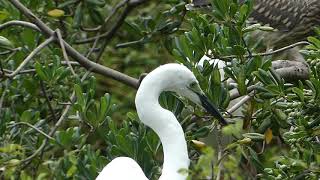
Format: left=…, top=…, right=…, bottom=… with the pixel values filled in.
left=135, top=76, right=189, bottom=180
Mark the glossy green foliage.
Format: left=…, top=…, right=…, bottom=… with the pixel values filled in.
left=0, top=0, right=320, bottom=179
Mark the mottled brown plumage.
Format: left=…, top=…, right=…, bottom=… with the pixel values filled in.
left=190, top=0, right=320, bottom=80
left=191, top=0, right=320, bottom=48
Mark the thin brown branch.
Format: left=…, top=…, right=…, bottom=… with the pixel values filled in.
left=227, top=94, right=252, bottom=114
left=214, top=41, right=310, bottom=60
left=0, top=20, right=40, bottom=31
left=229, top=84, right=256, bottom=100
left=1, top=61, right=80, bottom=76
left=40, top=80, right=58, bottom=122
left=55, top=29, right=76, bottom=76
left=21, top=92, right=74, bottom=164
left=95, top=5, right=132, bottom=61
left=21, top=71, right=90, bottom=165
left=3, top=68, right=35, bottom=75
left=80, top=25, right=101, bottom=32
left=0, top=47, right=22, bottom=55
left=9, top=122, right=55, bottom=141
left=6, top=36, right=54, bottom=78
left=216, top=128, right=224, bottom=180
left=0, top=80, right=10, bottom=113
left=9, top=0, right=139, bottom=89
left=75, top=0, right=146, bottom=45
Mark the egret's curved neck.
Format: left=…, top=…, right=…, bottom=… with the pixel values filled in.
left=135, top=75, right=189, bottom=180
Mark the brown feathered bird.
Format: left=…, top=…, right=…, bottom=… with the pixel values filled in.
left=188, top=0, right=320, bottom=80
left=190, top=0, right=320, bottom=48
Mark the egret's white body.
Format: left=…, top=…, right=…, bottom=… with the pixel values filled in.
left=96, top=63, right=227, bottom=180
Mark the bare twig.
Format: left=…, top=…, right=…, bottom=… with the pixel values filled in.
left=0, top=80, right=10, bottom=113
left=257, top=141, right=265, bottom=154
left=215, top=41, right=310, bottom=60
left=40, top=80, right=58, bottom=121
left=0, top=20, right=40, bottom=31
left=3, top=68, right=35, bottom=75
left=80, top=25, right=101, bottom=32
left=227, top=94, right=252, bottom=114
left=9, top=0, right=139, bottom=89
left=0, top=47, right=22, bottom=55
left=21, top=69, right=92, bottom=166
left=75, top=0, right=146, bottom=45
left=85, top=32, right=101, bottom=59
left=55, top=29, right=76, bottom=76
left=1, top=61, right=80, bottom=76
left=9, top=122, right=55, bottom=141
left=94, top=4, right=132, bottom=61
left=229, top=84, right=256, bottom=100
left=21, top=93, right=74, bottom=164
left=216, top=128, right=224, bottom=180
left=6, top=36, right=54, bottom=78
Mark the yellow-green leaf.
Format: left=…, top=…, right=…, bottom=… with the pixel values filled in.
left=265, top=128, right=273, bottom=144
left=67, top=165, right=77, bottom=177
left=0, top=36, right=14, bottom=48
left=191, top=140, right=206, bottom=151
left=47, top=9, right=65, bottom=18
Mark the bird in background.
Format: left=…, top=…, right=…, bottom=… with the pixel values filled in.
left=188, top=0, right=320, bottom=81
left=188, top=0, right=320, bottom=48
left=96, top=63, right=227, bottom=180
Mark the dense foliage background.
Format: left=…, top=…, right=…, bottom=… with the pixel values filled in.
left=0, top=0, right=319, bottom=179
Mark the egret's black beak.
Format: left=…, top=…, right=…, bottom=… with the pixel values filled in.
left=198, top=93, right=228, bottom=126
left=188, top=83, right=228, bottom=126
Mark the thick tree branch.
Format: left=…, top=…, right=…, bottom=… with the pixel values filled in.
left=9, top=0, right=139, bottom=89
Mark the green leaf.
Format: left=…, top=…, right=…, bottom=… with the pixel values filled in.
left=67, top=165, right=77, bottom=177
left=242, top=133, right=265, bottom=141
left=20, top=110, right=32, bottom=122
left=248, top=147, right=264, bottom=171
left=73, top=2, right=83, bottom=28
left=58, top=0, right=78, bottom=8
left=307, top=37, right=320, bottom=48
left=0, top=36, right=14, bottom=48
left=35, top=62, right=48, bottom=81
left=86, top=0, right=105, bottom=6
left=194, top=126, right=210, bottom=138
left=74, top=84, right=85, bottom=109
left=89, top=7, right=104, bottom=24
left=292, top=87, right=304, bottom=102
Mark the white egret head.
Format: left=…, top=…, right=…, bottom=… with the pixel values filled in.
left=142, top=63, right=228, bottom=126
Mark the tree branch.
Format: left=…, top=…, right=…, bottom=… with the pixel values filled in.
left=0, top=47, right=22, bottom=55
left=213, top=41, right=310, bottom=60
left=40, top=80, right=58, bottom=122
left=6, top=36, right=55, bottom=78
left=0, top=20, right=40, bottom=31
left=9, top=0, right=139, bottom=89
left=55, top=29, right=76, bottom=76
left=227, top=94, right=252, bottom=114
left=9, top=122, right=55, bottom=141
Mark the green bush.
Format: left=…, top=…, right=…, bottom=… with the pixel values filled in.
left=0, top=0, right=319, bottom=179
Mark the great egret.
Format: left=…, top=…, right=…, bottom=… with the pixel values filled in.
left=96, top=63, right=227, bottom=180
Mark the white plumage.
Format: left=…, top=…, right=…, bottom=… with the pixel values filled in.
left=96, top=63, right=226, bottom=180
